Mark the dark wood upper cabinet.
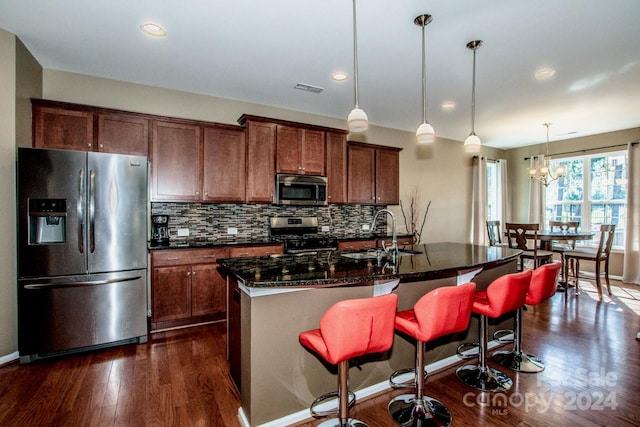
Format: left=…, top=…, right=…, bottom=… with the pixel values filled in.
left=244, top=120, right=276, bottom=203
left=326, top=132, right=348, bottom=204
left=202, top=127, right=246, bottom=202
left=151, top=120, right=202, bottom=201
left=276, top=125, right=326, bottom=175
left=33, top=104, right=94, bottom=151
left=32, top=100, right=149, bottom=156
left=97, top=113, right=149, bottom=156
left=348, top=142, right=401, bottom=205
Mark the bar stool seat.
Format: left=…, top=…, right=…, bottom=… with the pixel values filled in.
left=299, top=293, right=398, bottom=427
left=456, top=270, right=532, bottom=392
left=493, top=262, right=562, bottom=373
left=387, top=282, right=476, bottom=427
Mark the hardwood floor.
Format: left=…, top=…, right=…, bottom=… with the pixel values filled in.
left=0, top=278, right=638, bottom=427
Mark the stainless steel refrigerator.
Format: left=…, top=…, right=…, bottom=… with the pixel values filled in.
left=17, top=147, right=148, bottom=363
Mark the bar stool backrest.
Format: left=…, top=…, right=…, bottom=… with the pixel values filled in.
left=413, top=282, right=476, bottom=342
left=319, top=293, right=398, bottom=364
left=526, top=262, right=562, bottom=305
left=483, top=270, right=532, bottom=317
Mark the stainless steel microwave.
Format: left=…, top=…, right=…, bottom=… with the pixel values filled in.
left=275, top=174, right=328, bottom=206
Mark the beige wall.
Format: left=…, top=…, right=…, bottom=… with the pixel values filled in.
left=0, top=29, right=18, bottom=359
left=0, top=31, right=42, bottom=360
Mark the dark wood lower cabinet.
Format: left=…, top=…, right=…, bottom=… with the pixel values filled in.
left=151, top=248, right=228, bottom=331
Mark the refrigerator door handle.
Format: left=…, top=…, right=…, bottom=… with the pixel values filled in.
left=23, top=276, right=143, bottom=290
left=89, top=169, right=96, bottom=253
left=78, top=168, right=85, bottom=254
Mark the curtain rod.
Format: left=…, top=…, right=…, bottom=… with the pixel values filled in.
left=524, top=142, right=635, bottom=161
left=472, top=155, right=498, bottom=162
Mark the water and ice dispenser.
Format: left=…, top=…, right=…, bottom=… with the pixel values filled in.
left=28, top=199, right=67, bottom=244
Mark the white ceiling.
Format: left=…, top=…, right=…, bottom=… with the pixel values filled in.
left=1, top=0, right=639, bottom=149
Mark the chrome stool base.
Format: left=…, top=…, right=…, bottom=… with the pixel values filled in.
left=310, top=390, right=356, bottom=417
left=317, top=418, right=368, bottom=427
left=455, top=364, right=512, bottom=392
left=388, top=394, right=452, bottom=427
left=492, top=350, right=545, bottom=373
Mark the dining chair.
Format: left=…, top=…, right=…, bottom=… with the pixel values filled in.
left=504, top=223, right=553, bottom=271
left=486, top=220, right=507, bottom=247
left=548, top=220, right=580, bottom=281
left=563, top=224, right=616, bottom=300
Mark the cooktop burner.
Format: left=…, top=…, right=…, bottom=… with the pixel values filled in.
left=284, top=236, right=338, bottom=254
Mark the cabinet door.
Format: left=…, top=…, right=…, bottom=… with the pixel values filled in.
left=33, top=105, right=93, bottom=151
left=152, top=265, right=192, bottom=323
left=151, top=120, right=202, bottom=201
left=301, top=129, right=326, bottom=175
left=191, top=263, right=226, bottom=317
left=203, top=127, right=246, bottom=202
left=375, top=148, right=400, bottom=205
left=97, top=113, right=149, bottom=156
left=275, top=125, right=301, bottom=174
left=326, top=132, right=347, bottom=204
left=246, top=121, right=276, bottom=203
left=347, top=144, right=376, bottom=204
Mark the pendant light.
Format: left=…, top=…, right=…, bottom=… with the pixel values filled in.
left=347, top=0, right=368, bottom=132
left=415, top=14, right=435, bottom=144
left=528, top=123, right=566, bottom=186
left=464, top=40, right=483, bottom=153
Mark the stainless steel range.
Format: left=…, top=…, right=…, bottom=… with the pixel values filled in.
left=269, top=217, right=338, bottom=254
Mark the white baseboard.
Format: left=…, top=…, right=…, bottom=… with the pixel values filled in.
left=0, top=351, right=19, bottom=366
left=237, top=339, right=506, bottom=427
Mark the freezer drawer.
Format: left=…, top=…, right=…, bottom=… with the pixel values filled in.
left=18, top=270, right=148, bottom=363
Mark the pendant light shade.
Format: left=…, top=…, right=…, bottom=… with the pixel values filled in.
left=464, top=40, right=483, bottom=153
left=415, top=14, right=434, bottom=144
left=348, top=0, right=368, bottom=132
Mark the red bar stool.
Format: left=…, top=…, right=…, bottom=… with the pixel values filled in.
left=493, top=262, right=561, bottom=373
left=299, top=293, right=398, bottom=427
left=456, top=270, right=532, bottom=392
left=387, top=282, right=476, bottom=427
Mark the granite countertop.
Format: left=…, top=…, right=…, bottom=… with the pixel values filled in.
left=148, top=233, right=414, bottom=250
left=217, top=242, right=522, bottom=288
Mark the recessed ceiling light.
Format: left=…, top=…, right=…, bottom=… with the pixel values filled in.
left=141, top=23, right=167, bottom=37
left=441, top=101, right=456, bottom=111
left=535, top=67, right=555, bottom=80
left=331, top=72, right=349, bottom=81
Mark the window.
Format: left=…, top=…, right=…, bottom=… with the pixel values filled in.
left=545, top=151, right=627, bottom=249
left=487, top=161, right=499, bottom=221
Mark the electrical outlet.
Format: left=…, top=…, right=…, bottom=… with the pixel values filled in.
left=362, top=224, right=370, bottom=231
left=227, top=227, right=238, bottom=235
left=177, top=228, right=189, bottom=237
left=320, top=225, right=330, bottom=232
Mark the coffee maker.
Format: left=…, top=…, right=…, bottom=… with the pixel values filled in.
left=151, top=215, right=170, bottom=246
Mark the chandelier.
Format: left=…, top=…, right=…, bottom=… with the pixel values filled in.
left=528, top=123, right=566, bottom=186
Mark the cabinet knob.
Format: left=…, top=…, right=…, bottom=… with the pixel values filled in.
left=87, top=143, right=92, bottom=148
left=204, top=192, right=208, bottom=196
left=377, top=196, right=381, bottom=200
left=99, top=144, right=103, bottom=149
left=196, top=191, right=200, bottom=195
left=192, top=271, right=196, bottom=276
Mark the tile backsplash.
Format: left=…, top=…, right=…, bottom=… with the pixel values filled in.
left=151, top=203, right=387, bottom=241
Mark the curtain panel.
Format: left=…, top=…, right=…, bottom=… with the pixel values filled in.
left=623, top=142, right=640, bottom=284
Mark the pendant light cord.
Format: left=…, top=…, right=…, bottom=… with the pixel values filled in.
left=421, top=23, right=427, bottom=123
left=470, top=46, right=477, bottom=133
left=352, top=0, right=360, bottom=108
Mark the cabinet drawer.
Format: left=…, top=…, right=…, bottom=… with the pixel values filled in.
left=229, top=244, right=283, bottom=258
left=378, top=236, right=415, bottom=247
left=152, top=248, right=229, bottom=267
left=338, top=240, right=377, bottom=251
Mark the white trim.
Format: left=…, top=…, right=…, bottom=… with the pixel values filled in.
left=0, top=352, right=19, bottom=366
left=237, top=339, right=505, bottom=427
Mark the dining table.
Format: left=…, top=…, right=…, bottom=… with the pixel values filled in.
left=535, top=230, right=595, bottom=251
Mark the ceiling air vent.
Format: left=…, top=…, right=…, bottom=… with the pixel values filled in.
left=294, top=83, right=324, bottom=93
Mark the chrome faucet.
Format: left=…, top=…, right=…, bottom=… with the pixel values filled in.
left=370, top=208, right=397, bottom=258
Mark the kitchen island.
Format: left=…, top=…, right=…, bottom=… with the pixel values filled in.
left=217, top=242, right=521, bottom=427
